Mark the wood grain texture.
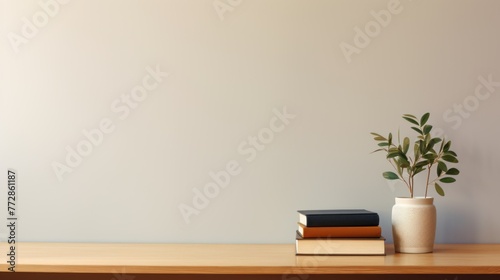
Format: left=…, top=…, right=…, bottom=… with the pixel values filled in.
left=1, top=243, right=499, bottom=274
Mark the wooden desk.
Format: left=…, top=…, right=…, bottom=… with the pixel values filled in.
left=1, top=243, right=499, bottom=279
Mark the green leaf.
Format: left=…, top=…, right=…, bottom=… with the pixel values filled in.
left=438, top=137, right=446, bottom=153
left=378, top=142, right=389, bottom=147
left=415, top=160, right=429, bottom=168
left=411, top=127, right=423, bottom=135
left=443, top=140, right=451, bottom=152
left=383, top=171, right=399, bottom=180
left=388, top=147, right=399, bottom=153
left=400, top=151, right=409, bottom=161
left=371, top=132, right=385, bottom=138
left=442, top=155, right=459, bottom=163
left=419, top=140, right=426, bottom=154
left=425, top=142, right=436, bottom=154
left=437, top=166, right=443, bottom=177
left=424, top=134, right=431, bottom=145
left=435, top=183, right=445, bottom=196
left=438, top=161, right=448, bottom=172
left=446, top=168, right=460, bottom=175
left=403, top=117, right=419, bottom=126
left=440, top=177, right=456, bottom=183
left=431, top=138, right=442, bottom=145
left=420, top=112, right=430, bottom=126
left=414, top=142, right=420, bottom=159
left=423, top=154, right=437, bottom=162
left=414, top=166, right=426, bottom=176
left=387, top=152, right=399, bottom=159
left=446, top=150, right=458, bottom=157
left=370, top=148, right=385, bottom=154
left=371, top=133, right=386, bottom=141
left=398, top=157, right=410, bottom=168
left=403, top=137, right=410, bottom=154
left=403, top=114, right=417, bottom=119
left=388, top=133, right=393, bottom=146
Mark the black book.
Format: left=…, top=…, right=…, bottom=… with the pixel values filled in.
left=297, top=209, right=379, bottom=227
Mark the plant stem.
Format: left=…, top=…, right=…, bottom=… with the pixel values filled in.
left=388, top=158, right=411, bottom=194
left=411, top=176, right=414, bottom=198
left=425, top=164, right=432, bottom=198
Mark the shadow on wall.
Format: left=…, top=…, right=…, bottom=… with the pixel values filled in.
left=437, top=202, right=479, bottom=243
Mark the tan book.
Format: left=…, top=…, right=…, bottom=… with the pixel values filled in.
left=298, top=223, right=381, bottom=238
left=295, top=232, right=385, bottom=256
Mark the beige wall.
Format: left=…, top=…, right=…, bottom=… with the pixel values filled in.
left=1, top=0, right=499, bottom=243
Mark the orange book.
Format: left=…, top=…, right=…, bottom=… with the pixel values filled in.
left=298, top=223, right=381, bottom=238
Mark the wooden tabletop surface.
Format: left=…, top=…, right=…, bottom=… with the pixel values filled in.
left=1, top=243, right=499, bottom=274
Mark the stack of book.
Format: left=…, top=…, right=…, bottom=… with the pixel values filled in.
left=295, top=209, right=385, bottom=255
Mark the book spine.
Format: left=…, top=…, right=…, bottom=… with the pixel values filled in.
left=301, top=226, right=381, bottom=238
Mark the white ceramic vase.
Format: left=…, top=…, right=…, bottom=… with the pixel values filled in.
left=392, top=197, right=436, bottom=253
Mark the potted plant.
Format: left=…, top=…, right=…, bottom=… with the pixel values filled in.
left=371, top=113, right=459, bottom=253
